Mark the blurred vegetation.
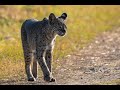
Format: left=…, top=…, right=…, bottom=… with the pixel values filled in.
left=0, top=5, right=120, bottom=80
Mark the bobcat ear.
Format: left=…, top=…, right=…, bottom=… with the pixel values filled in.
left=49, top=13, right=56, bottom=23
left=59, top=13, right=67, bottom=20
left=43, top=17, right=47, bottom=21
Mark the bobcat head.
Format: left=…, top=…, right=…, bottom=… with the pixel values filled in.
left=49, top=13, right=67, bottom=36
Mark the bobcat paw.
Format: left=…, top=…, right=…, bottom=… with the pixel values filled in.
left=28, top=77, right=36, bottom=81
left=49, top=78, right=56, bottom=82
left=44, top=76, right=56, bottom=82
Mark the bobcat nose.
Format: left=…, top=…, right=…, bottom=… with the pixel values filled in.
left=62, top=29, right=66, bottom=33
left=60, top=29, right=66, bottom=36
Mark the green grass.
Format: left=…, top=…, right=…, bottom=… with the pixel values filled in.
left=1, top=5, right=120, bottom=80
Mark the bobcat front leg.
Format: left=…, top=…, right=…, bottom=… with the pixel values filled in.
left=36, top=47, right=55, bottom=82
left=45, top=48, right=56, bottom=82
left=45, top=49, right=52, bottom=72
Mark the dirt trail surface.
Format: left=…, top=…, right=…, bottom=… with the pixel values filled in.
left=1, top=28, right=120, bottom=85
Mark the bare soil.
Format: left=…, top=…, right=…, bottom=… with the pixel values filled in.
left=1, top=28, right=120, bottom=85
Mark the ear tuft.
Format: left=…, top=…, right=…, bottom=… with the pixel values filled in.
left=59, top=13, right=67, bottom=20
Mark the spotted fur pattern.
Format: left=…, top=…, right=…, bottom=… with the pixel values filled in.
left=21, top=13, right=67, bottom=82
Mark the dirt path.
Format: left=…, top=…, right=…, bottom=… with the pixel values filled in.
left=1, top=28, right=120, bottom=85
